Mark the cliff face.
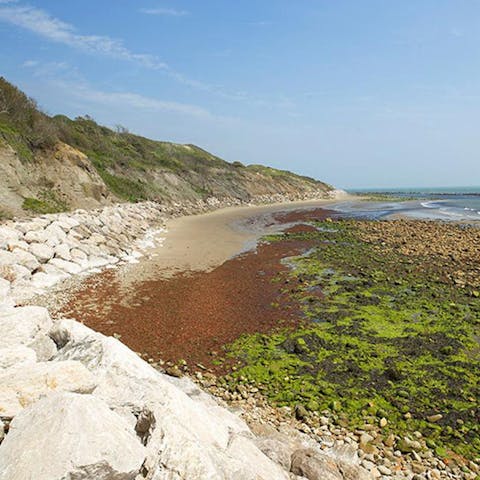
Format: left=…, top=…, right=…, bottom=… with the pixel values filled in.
left=0, top=78, right=333, bottom=218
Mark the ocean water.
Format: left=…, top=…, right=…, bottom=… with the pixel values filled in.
left=332, top=187, right=480, bottom=222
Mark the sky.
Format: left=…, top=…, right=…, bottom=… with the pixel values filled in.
left=0, top=0, right=479, bottom=189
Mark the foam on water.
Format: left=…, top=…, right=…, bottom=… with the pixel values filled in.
left=332, top=189, right=480, bottom=223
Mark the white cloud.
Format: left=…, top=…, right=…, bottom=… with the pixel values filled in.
left=71, top=84, right=213, bottom=118
left=140, top=7, right=189, bottom=16
left=24, top=61, right=214, bottom=119
left=248, top=20, right=272, bottom=27
left=0, top=4, right=168, bottom=69
left=22, top=59, right=38, bottom=67
left=2, top=3, right=294, bottom=111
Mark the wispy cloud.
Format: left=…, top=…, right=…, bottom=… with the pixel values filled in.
left=2, top=3, right=295, bottom=111
left=71, top=84, right=212, bottom=118
left=140, top=7, right=189, bottom=17
left=0, top=3, right=168, bottom=69
left=22, top=60, right=214, bottom=119
left=248, top=20, right=272, bottom=27
left=22, top=59, right=39, bottom=67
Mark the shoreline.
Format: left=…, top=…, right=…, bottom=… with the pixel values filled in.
left=1, top=197, right=479, bottom=479
left=53, top=211, right=480, bottom=479
left=52, top=209, right=332, bottom=367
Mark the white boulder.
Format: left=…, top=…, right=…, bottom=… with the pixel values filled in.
left=0, top=250, right=16, bottom=266
left=29, top=242, right=54, bottom=263
left=31, top=270, right=67, bottom=289
left=0, top=360, right=96, bottom=418
left=48, top=257, right=83, bottom=274
left=0, top=226, right=20, bottom=249
left=23, top=229, right=50, bottom=244
left=28, top=333, right=57, bottom=361
left=51, top=320, right=290, bottom=480
left=0, top=392, right=146, bottom=480
left=10, top=248, right=39, bottom=271
left=0, top=345, right=36, bottom=369
left=0, top=278, right=10, bottom=303
left=0, top=306, right=52, bottom=349
left=54, top=243, right=72, bottom=261
left=0, top=264, right=31, bottom=283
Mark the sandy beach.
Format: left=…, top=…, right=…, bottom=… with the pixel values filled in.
left=55, top=202, right=338, bottom=365
left=124, top=197, right=347, bottom=279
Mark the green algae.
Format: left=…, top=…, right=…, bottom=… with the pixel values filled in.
left=223, top=220, right=480, bottom=459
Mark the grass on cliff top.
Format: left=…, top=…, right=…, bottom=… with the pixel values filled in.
left=222, top=220, right=480, bottom=460
left=0, top=76, right=332, bottom=204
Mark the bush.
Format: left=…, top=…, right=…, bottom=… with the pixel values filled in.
left=22, top=190, right=67, bottom=214
left=0, top=77, right=58, bottom=150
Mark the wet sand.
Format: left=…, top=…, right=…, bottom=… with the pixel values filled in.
left=58, top=203, right=335, bottom=368
left=124, top=198, right=344, bottom=281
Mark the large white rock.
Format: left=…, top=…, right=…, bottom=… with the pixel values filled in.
left=54, top=243, right=72, bottom=261
left=45, top=223, right=67, bottom=243
left=86, top=255, right=117, bottom=269
left=0, top=226, right=20, bottom=249
left=70, top=247, right=88, bottom=262
left=0, top=250, right=16, bottom=266
left=0, top=360, right=96, bottom=418
left=15, top=219, right=50, bottom=234
left=0, top=392, right=146, bottom=480
left=0, top=306, right=52, bottom=349
left=48, top=257, right=83, bottom=274
left=52, top=217, right=80, bottom=231
left=10, top=248, right=39, bottom=271
left=51, top=320, right=290, bottom=480
left=0, top=264, right=31, bottom=283
left=28, top=333, right=57, bottom=361
left=31, top=270, right=67, bottom=289
left=0, top=345, right=36, bottom=369
left=0, top=278, right=10, bottom=302
left=5, top=239, right=29, bottom=252
left=29, top=242, right=54, bottom=263
left=23, top=229, right=51, bottom=244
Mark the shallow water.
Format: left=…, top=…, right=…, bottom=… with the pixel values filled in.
left=331, top=190, right=480, bottom=223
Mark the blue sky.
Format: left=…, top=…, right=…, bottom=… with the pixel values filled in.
left=0, top=0, right=479, bottom=188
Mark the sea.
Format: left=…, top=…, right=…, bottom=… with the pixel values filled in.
left=331, top=186, right=480, bottom=222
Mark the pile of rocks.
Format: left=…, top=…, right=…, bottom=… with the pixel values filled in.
left=0, top=201, right=169, bottom=306
left=0, top=189, right=334, bottom=307
left=0, top=189, right=379, bottom=479
left=356, top=219, right=480, bottom=289
left=0, top=304, right=371, bottom=479
left=192, top=375, right=479, bottom=480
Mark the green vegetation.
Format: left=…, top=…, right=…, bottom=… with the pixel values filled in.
left=0, top=77, right=58, bottom=161
left=0, top=77, right=331, bottom=208
left=247, top=164, right=323, bottom=184
left=223, top=221, right=480, bottom=459
left=22, top=190, right=68, bottom=214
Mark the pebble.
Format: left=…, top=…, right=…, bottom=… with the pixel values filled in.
left=190, top=374, right=473, bottom=480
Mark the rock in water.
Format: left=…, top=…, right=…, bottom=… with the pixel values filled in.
left=0, top=392, right=146, bottom=480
